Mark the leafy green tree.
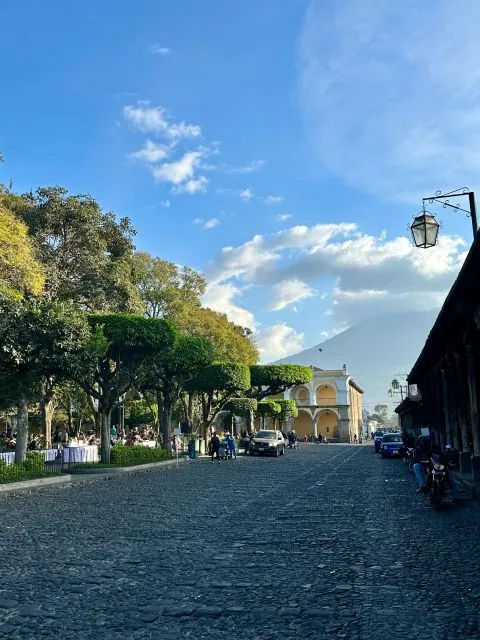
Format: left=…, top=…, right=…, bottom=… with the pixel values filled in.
left=133, top=252, right=206, bottom=319
left=249, top=365, right=312, bottom=400
left=0, top=202, right=44, bottom=298
left=371, top=404, right=389, bottom=425
left=277, top=399, right=298, bottom=431
left=125, top=400, right=158, bottom=428
left=0, top=297, right=90, bottom=463
left=224, top=398, right=258, bottom=434
left=12, top=187, right=141, bottom=312
left=256, top=400, right=281, bottom=429
left=177, top=306, right=259, bottom=364
left=187, top=363, right=251, bottom=438
left=142, top=334, right=214, bottom=446
left=72, top=314, right=176, bottom=462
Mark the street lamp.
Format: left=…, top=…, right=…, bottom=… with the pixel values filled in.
left=411, top=187, right=478, bottom=248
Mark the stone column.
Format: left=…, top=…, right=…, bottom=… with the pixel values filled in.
left=454, top=352, right=472, bottom=474
left=311, top=415, right=317, bottom=439
left=466, top=344, right=480, bottom=480
left=440, top=366, right=453, bottom=446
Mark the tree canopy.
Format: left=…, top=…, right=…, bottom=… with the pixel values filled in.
left=11, top=187, right=141, bottom=312
left=0, top=202, right=44, bottom=298
left=249, top=364, right=312, bottom=400
left=133, top=252, right=206, bottom=319
left=177, top=306, right=258, bottom=364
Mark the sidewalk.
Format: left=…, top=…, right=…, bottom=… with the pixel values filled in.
left=0, top=457, right=192, bottom=495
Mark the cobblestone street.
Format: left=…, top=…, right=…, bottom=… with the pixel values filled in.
left=1, top=444, right=480, bottom=640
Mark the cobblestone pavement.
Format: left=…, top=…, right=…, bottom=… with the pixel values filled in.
left=1, top=445, right=480, bottom=640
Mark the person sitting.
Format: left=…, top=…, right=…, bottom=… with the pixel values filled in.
left=412, top=442, right=430, bottom=493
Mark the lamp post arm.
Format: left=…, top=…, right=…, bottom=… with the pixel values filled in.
left=422, top=189, right=478, bottom=239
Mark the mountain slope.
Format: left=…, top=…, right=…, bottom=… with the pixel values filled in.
left=273, top=310, right=438, bottom=412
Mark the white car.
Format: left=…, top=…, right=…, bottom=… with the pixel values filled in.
left=249, top=430, right=285, bottom=457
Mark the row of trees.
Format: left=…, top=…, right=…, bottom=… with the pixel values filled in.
left=0, top=183, right=311, bottom=464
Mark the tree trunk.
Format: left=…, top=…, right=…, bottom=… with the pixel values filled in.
left=99, top=405, right=112, bottom=464
left=161, top=399, right=172, bottom=450
left=15, top=395, right=29, bottom=465
left=40, top=397, right=56, bottom=448
left=156, top=389, right=164, bottom=445
left=246, top=410, right=253, bottom=433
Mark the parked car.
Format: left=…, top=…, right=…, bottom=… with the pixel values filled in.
left=249, top=430, right=285, bottom=457
left=374, top=430, right=385, bottom=453
left=380, top=433, right=404, bottom=458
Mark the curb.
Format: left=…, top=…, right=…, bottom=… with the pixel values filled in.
left=0, top=457, right=191, bottom=495
left=452, top=472, right=478, bottom=499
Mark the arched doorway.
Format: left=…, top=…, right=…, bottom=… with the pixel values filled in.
left=291, top=386, right=310, bottom=407
left=316, top=409, right=339, bottom=439
left=316, top=384, right=336, bottom=406
left=292, top=409, right=312, bottom=438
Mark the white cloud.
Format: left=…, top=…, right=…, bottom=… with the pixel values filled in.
left=123, top=102, right=201, bottom=139
left=240, top=188, right=254, bottom=201
left=256, top=324, right=305, bottom=361
left=226, top=160, right=266, bottom=174
left=149, top=45, right=171, bottom=55
left=271, top=279, right=316, bottom=311
left=152, top=150, right=203, bottom=185
left=276, top=214, right=292, bottom=221
left=194, top=218, right=203, bottom=225
left=264, top=195, right=284, bottom=204
left=173, top=175, right=209, bottom=194
left=202, top=283, right=256, bottom=329
left=298, top=0, right=480, bottom=199
left=206, top=220, right=467, bottom=325
left=130, top=139, right=170, bottom=163
left=161, top=200, right=171, bottom=208
left=204, top=218, right=220, bottom=229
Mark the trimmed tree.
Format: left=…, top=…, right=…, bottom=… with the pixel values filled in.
left=0, top=297, right=90, bottom=464
left=277, top=399, right=298, bottom=431
left=187, top=363, right=251, bottom=438
left=142, top=334, right=214, bottom=447
left=249, top=364, right=313, bottom=400
left=73, top=314, right=176, bottom=462
left=256, top=400, right=281, bottom=430
left=224, top=398, right=258, bottom=435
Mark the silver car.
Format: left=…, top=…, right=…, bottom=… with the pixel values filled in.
left=249, top=430, right=285, bottom=457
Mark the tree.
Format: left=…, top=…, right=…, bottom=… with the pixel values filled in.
left=142, top=334, right=214, bottom=446
left=0, top=202, right=44, bottom=298
left=73, top=314, right=176, bottom=462
left=0, top=297, right=90, bottom=464
left=371, top=404, right=389, bottom=425
left=177, top=306, right=259, bottom=364
left=224, top=398, right=258, bottom=434
left=277, top=399, right=298, bottom=431
left=125, top=400, right=158, bottom=428
left=187, top=363, right=251, bottom=438
left=133, top=252, right=206, bottom=319
left=256, top=400, right=281, bottom=429
left=249, top=365, right=312, bottom=400
left=12, top=186, right=141, bottom=312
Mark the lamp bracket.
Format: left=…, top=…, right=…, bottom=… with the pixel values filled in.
left=422, top=187, right=472, bottom=217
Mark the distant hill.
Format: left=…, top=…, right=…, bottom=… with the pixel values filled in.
left=273, top=310, right=439, bottom=413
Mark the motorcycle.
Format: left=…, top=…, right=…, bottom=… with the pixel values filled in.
left=287, top=439, right=299, bottom=450
left=404, top=447, right=415, bottom=471
left=425, top=456, right=450, bottom=510
left=315, top=436, right=328, bottom=444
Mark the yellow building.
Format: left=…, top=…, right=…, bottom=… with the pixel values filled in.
left=283, top=365, right=364, bottom=442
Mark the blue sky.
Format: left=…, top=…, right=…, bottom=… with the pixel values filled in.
left=1, top=0, right=478, bottom=361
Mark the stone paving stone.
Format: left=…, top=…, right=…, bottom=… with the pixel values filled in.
left=0, top=446, right=479, bottom=639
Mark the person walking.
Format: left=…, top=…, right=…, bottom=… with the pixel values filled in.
left=353, top=433, right=358, bottom=444
left=210, top=433, right=220, bottom=463
left=225, top=432, right=237, bottom=460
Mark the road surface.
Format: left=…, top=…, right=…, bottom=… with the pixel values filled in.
left=0, top=445, right=479, bottom=639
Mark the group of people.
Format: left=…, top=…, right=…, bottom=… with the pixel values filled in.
left=208, top=431, right=237, bottom=462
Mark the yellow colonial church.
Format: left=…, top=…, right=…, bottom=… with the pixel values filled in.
left=279, top=365, right=364, bottom=442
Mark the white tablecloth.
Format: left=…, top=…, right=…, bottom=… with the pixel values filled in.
left=134, top=440, right=157, bottom=448
left=0, top=451, right=15, bottom=465
left=62, top=445, right=99, bottom=463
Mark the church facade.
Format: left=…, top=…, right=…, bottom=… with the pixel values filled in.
left=282, top=365, right=364, bottom=442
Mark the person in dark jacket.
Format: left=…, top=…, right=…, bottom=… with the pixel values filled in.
left=210, top=433, right=220, bottom=463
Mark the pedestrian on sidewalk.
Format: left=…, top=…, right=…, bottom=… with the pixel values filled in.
left=210, top=433, right=220, bottom=463
left=353, top=433, right=358, bottom=444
